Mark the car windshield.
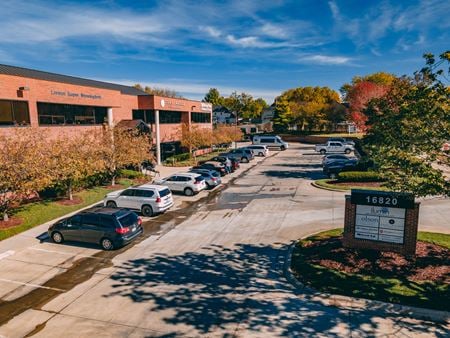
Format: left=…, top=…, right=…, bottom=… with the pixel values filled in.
left=195, top=176, right=205, bottom=182
left=118, top=212, right=138, bottom=227
left=159, top=188, right=171, bottom=197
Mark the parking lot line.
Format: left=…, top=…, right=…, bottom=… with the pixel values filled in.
left=0, top=251, right=15, bottom=261
left=0, top=278, right=66, bottom=292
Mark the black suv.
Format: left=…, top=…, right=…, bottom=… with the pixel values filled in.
left=48, top=207, right=143, bottom=250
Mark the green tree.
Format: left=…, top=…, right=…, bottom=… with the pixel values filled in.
left=204, top=88, right=224, bottom=106
left=363, top=51, right=450, bottom=196
left=133, top=84, right=182, bottom=98
left=273, top=96, right=292, bottom=133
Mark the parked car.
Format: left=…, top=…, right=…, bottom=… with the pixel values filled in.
left=189, top=168, right=222, bottom=189
left=221, top=148, right=254, bottom=163
left=154, top=173, right=207, bottom=196
left=252, top=135, right=288, bottom=150
left=322, top=154, right=358, bottom=167
left=48, top=207, right=143, bottom=250
left=323, top=160, right=358, bottom=178
left=327, top=137, right=356, bottom=147
left=210, top=156, right=240, bottom=172
left=103, top=185, right=173, bottom=217
left=193, top=163, right=227, bottom=176
left=244, top=145, right=269, bottom=157
left=315, top=141, right=354, bottom=154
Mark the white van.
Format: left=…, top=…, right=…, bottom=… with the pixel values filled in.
left=252, top=135, right=288, bottom=150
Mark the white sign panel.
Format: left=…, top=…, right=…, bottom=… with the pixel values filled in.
left=355, top=205, right=405, bottom=244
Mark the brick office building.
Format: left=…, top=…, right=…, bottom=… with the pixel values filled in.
left=0, top=64, right=212, bottom=163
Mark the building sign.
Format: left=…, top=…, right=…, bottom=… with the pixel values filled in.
left=201, top=102, right=212, bottom=111
left=51, top=90, right=102, bottom=100
left=355, top=205, right=406, bottom=244
left=343, top=189, right=419, bottom=256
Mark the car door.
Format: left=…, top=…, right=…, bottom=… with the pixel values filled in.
left=116, top=189, right=136, bottom=208
left=164, top=175, right=179, bottom=191
left=62, top=214, right=83, bottom=241
left=81, top=214, right=102, bottom=244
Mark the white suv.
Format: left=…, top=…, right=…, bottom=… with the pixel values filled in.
left=103, top=184, right=173, bottom=217
left=154, top=173, right=207, bottom=196
left=245, top=145, right=269, bottom=157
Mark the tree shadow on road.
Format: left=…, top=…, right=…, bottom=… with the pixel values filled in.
left=262, top=169, right=326, bottom=180
left=104, top=243, right=446, bottom=337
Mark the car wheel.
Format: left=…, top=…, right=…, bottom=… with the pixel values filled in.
left=241, top=157, right=249, bottom=163
left=320, top=149, right=326, bottom=154
left=101, top=238, right=114, bottom=250
left=184, top=187, right=194, bottom=196
left=345, top=149, right=351, bottom=154
left=51, top=231, right=64, bottom=244
left=142, top=205, right=153, bottom=217
left=106, top=201, right=117, bottom=208
left=280, top=146, right=286, bottom=151
left=258, top=152, right=264, bottom=157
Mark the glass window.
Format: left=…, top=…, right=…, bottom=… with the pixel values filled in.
left=132, top=109, right=155, bottom=124
left=69, top=215, right=82, bottom=226
left=191, top=112, right=211, bottom=123
left=135, top=189, right=154, bottom=198
left=0, top=100, right=30, bottom=126
left=159, top=188, right=171, bottom=197
left=121, top=189, right=135, bottom=197
left=118, top=213, right=138, bottom=227
left=160, top=110, right=181, bottom=124
left=82, top=214, right=99, bottom=225
left=98, top=216, right=115, bottom=228
left=37, top=102, right=107, bottom=125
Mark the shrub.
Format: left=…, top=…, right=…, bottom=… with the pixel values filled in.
left=337, top=171, right=382, bottom=182
left=165, top=152, right=191, bottom=163
left=118, top=169, right=144, bottom=179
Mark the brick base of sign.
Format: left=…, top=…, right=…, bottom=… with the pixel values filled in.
left=343, top=196, right=420, bottom=256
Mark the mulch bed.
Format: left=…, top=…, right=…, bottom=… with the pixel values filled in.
left=0, top=217, right=23, bottom=229
left=302, top=237, right=450, bottom=284
left=104, top=184, right=126, bottom=190
left=55, top=196, right=83, bottom=206
left=328, top=181, right=383, bottom=188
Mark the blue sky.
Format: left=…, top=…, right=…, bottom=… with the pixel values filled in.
left=0, top=0, right=448, bottom=103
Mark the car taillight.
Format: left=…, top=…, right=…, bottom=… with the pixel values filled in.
left=156, top=197, right=161, bottom=203
left=137, top=217, right=142, bottom=225
left=194, top=180, right=201, bottom=184
left=212, top=177, right=217, bottom=181
left=115, top=227, right=130, bottom=234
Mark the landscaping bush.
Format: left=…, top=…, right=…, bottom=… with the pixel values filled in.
left=337, top=171, right=382, bottom=182
left=165, top=152, right=191, bottom=163
left=118, top=169, right=144, bottom=179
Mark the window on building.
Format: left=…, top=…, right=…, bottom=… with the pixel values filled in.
left=132, top=109, right=155, bottom=124
left=0, top=100, right=30, bottom=126
left=160, top=110, right=182, bottom=124
left=191, top=112, right=211, bottom=123
left=37, top=102, right=107, bottom=125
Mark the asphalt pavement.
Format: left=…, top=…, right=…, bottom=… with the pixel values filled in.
left=0, top=143, right=449, bottom=337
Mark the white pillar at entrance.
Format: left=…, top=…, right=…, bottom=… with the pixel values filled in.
left=155, top=109, right=161, bottom=165
left=107, top=108, right=113, bottom=127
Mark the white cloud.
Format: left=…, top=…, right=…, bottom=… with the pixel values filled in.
left=260, top=23, right=288, bottom=39
left=300, top=55, right=352, bottom=65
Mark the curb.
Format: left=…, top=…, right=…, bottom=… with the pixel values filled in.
left=284, top=237, right=450, bottom=324
left=310, top=181, right=348, bottom=192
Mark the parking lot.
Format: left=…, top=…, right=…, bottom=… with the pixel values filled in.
left=0, top=143, right=449, bottom=337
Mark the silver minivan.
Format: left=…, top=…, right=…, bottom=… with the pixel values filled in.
left=104, top=184, right=173, bottom=217
left=252, top=135, right=288, bottom=150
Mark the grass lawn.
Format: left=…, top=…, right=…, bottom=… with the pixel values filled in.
left=291, top=229, right=450, bottom=311
left=0, top=179, right=134, bottom=241
left=314, top=178, right=388, bottom=191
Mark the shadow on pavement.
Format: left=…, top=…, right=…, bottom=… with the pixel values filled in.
left=104, top=243, right=445, bottom=337
left=262, top=170, right=326, bottom=180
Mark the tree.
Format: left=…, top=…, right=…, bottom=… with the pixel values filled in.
left=100, top=126, right=152, bottom=186
left=346, top=81, right=389, bottom=131
left=204, top=88, right=224, bottom=106
left=48, top=131, right=105, bottom=200
left=272, top=96, right=292, bottom=133
left=0, top=128, right=53, bottom=221
left=363, top=51, right=450, bottom=196
left=178, top=123, right=213, bottom=161
left=213, top=125, right=243, bottom=146
left=340, top=72, right=396, bottom=98
left=133, top=84, right=183, bottom=98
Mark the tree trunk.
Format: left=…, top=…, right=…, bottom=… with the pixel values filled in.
left=2, top=212, right=8, bottom=222
left=111, top=174, right=116, bottom=187
left=68, top=182, right=73, bottom=201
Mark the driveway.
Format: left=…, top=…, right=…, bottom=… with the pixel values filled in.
left=0, top=143, right=449, bottom=337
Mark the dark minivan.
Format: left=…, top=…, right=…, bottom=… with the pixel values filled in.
left=48, top=207, right=143, bottom=250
